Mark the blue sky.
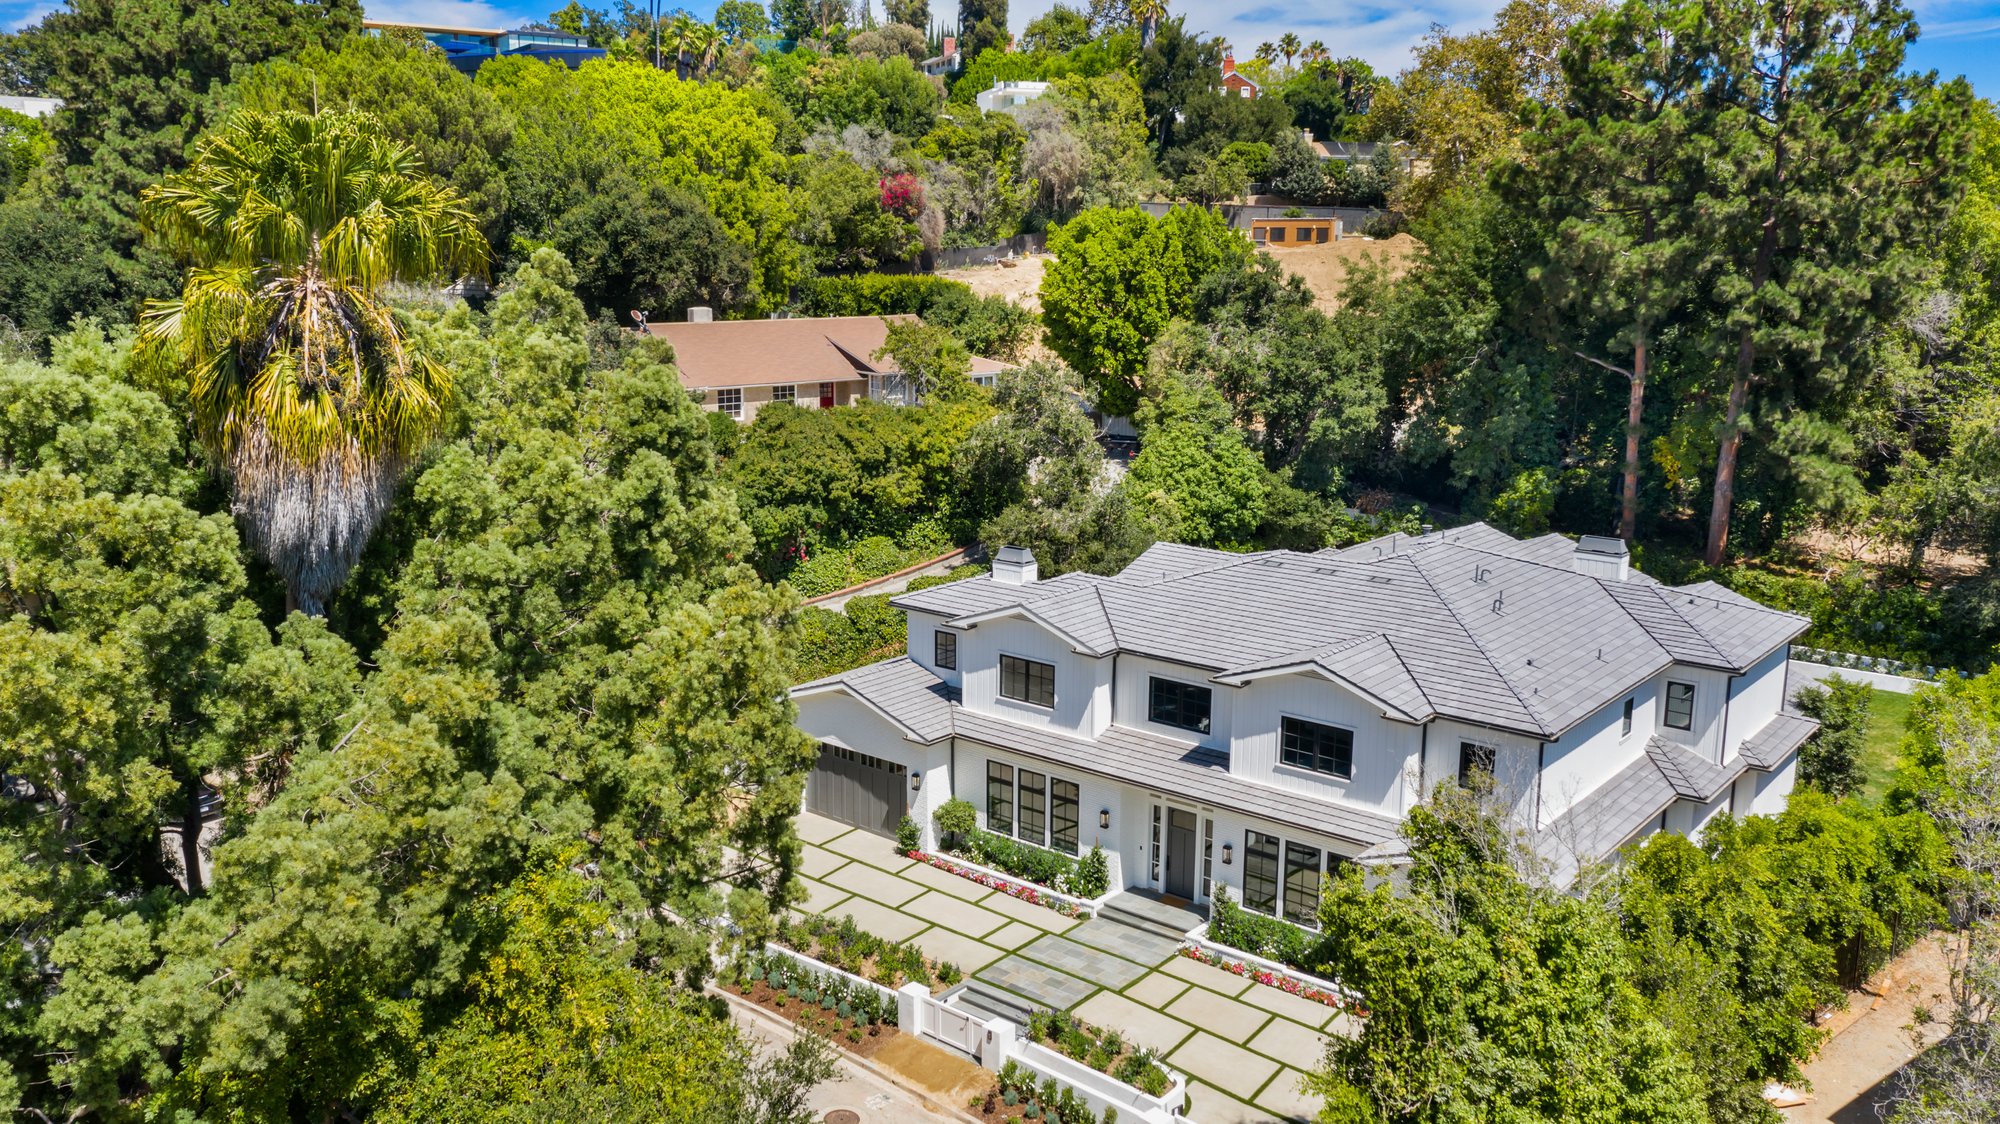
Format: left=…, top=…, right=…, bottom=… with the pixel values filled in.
left=4, top=0, right=1998, bottom=96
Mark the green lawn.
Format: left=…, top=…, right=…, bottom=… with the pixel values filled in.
left=1857, top=688, right=1915, bottom=804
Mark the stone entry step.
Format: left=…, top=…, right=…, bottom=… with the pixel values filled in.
left=948, top=980, right=1036, bottom=1027
left=1098, top=890, right=1206, bottom=943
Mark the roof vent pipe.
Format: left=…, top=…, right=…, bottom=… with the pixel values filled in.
left=992, top=545, right=1038, bottom=586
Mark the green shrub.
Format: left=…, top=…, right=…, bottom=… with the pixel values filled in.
left=1207, top=885, right=1326, bottom=969
left=1066, top=844, right=1110, bottom=899
left=906, top=563, right=987, bottom=591
left=933, top=797, right=978, bottom=847
left=800, top=273, right=971, bottom=317
left=896, top=815, right=921, bottom=854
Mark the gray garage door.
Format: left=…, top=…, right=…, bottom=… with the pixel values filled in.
left=807, top=745, right=908, bottom=837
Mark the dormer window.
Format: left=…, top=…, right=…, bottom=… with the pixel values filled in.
left=1664, top=681, right=1695, bottom=730
left=1148, top=677, right=1212, bottom=733
left=1000, top=655, right=1055, bottom=708
left=1280, top=717, right=1353, bottom=779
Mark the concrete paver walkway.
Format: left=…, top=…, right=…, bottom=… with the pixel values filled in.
left=792, top=811, right=1348, bottom=1122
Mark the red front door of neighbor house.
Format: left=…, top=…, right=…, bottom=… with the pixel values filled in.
left=819, top=382, right=835, bottom=408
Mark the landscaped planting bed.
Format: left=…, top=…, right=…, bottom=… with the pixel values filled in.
left=1024, top=1008, right=1174, bottom=1097
left=726, top=950, right=901, bottom=1058
left=774, top=913, right=964, bottom=993
left=1188, top=887, right=1354, bottom=1012
left=905, top=802, right=1111, bottom=918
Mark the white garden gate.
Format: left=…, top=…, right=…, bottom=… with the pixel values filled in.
left=922, top=995, right=984, bottom=1057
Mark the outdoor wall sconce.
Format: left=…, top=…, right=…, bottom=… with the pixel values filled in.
left=1099, top=808, right=1111, bottom=830
left=1221, top=841, right=1234, bottom=865
left=910, top=773, right=922, bottom=791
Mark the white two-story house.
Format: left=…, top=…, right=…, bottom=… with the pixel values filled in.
left=790, top=525, right=1818, bottom=922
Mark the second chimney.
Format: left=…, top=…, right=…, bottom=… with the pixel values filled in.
left=992, top=545, right=1038, bottom=585
left=1571, top=535, right=1631, bottom=581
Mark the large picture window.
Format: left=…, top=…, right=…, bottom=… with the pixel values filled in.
left=1051, top=779, right=1080, bottom=855
left=1280, top=717, right=1353, bottom=779
left=1243, top=831, right=1281, bottom=914
left=986, top=761, right=1013, bottom=835
left=1283, top=842, right=1323, bottom=925
left=1017, top=769, right=1047, bottom=846
left=1664, top=681, right=1696, bottom=730
left=1000, top=655, right=1055, bottom=708
left=1148, top=677, right=1213, bottom=733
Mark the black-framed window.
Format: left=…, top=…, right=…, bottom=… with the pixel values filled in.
left=1664, top=681, right=1695, bottom=730
left=1017, top=769, right=1047, bottom=846
left=1280, top=717, right=1353, bottom=779
left=934, top=630, right=957, bottom=670
left=1000, top=655, right=1055, bottom=708
left=1622, top=697, right=1634, bottom=736
left=1458, top=742, right=1495, bottom=789
left=1148, top=677, right=1213, bottom=733
left=1051, top=779, right=1080, bottom=855
left=1283, top=842, right=1322, bottom=925
left=1243, top=831, right=1280, bottom=914
left=986, top=761, right=1013, bottom=835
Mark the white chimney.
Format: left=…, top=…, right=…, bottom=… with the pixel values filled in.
left=687, top=306, right=714, bottom=322
left=1571, top=535, right=1630, bottom=581
left=992, top=545, right=1038, bottom=585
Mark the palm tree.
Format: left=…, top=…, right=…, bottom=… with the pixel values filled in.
left=1306, top=39, right=1327, bottom=64
left=664, top=13, right=699, bottom=78
left=1128, top=0, right=1165, bottom=49
left=1277, top=32, right=1300, bottom=71
left=136, top=110, right=486, bottom=616
left=685, top=21, right=722, bottom=77
left=1254, top=41, right=1277, bottom=67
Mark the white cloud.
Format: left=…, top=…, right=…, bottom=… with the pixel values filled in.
left=3, top=1, right=61, bottom=32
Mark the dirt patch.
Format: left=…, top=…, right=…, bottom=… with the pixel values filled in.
left=1782, top=935, right=1953, bottom=1122
left=936, top=254, right=1049, bottom=315
left=1266, top=233, right=1422, bottom=314
left=870, top=1033, right=992, bottom=1106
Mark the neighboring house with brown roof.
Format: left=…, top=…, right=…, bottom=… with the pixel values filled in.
left=790, top=526, right=1819, bottom=913
left=645, top=313, right=1010, bottom=422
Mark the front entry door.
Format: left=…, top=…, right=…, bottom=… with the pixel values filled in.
left=1164, top=808, right=1197, bottom=899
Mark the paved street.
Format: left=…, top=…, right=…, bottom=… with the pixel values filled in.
left=795, top=812, right=1358, bottom=1123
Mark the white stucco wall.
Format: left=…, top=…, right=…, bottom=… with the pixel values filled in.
left=1651, top=665, right=1732, bottom=761
left=1751, top=752, right=1798, bottom=816
left=1112, top=654, right=1233, bottom=751
left=1535, top=682, right=1649, bottom=829
left=1226, top=671, right=1424, bottom=818
left=1726, top=646, right=1789, bottom=760
left=906, top=609, right=962, bottom=689
left=957, top=616, right=1112, bottom=736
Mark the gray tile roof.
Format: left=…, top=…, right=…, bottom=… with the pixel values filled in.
left=793, top=658, right=957, bottom=743
left=1538, top=752, right=1679, bottom=879
left=1645, top=737, right=1736, bottom=801
left=792, top=658, right=1402, bottom=847
left=1739, top=711, right=1818, bottom=770
left=897, top=524, right=1806, bottom=739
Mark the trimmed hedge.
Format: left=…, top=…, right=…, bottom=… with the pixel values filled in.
left=1207, top=886, right=1331, bottom=971
left=799, top=273, right=971, bottom=317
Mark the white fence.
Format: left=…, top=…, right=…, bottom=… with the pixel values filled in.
left=763, top=942, right=899, bottom=1006
left=887, top=977, right=1186, bottom=1123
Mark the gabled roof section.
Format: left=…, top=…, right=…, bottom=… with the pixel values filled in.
left=880, top=524, right=1804, bottom=739
left=647, top=314, right=1008, bottom=390
left=792, top=658, right=956, bottom=744
left=1738, top=711, right=1818, bottom=770
left=1215, top=633, right=1436, bottom=723
left=1645, top=737, right=1735, bottom=801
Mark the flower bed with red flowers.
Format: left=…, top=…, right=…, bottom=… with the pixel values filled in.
left=1176, top=943, right=1358, bottom=1013
left=905, top=850, right=1092, bottom=919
